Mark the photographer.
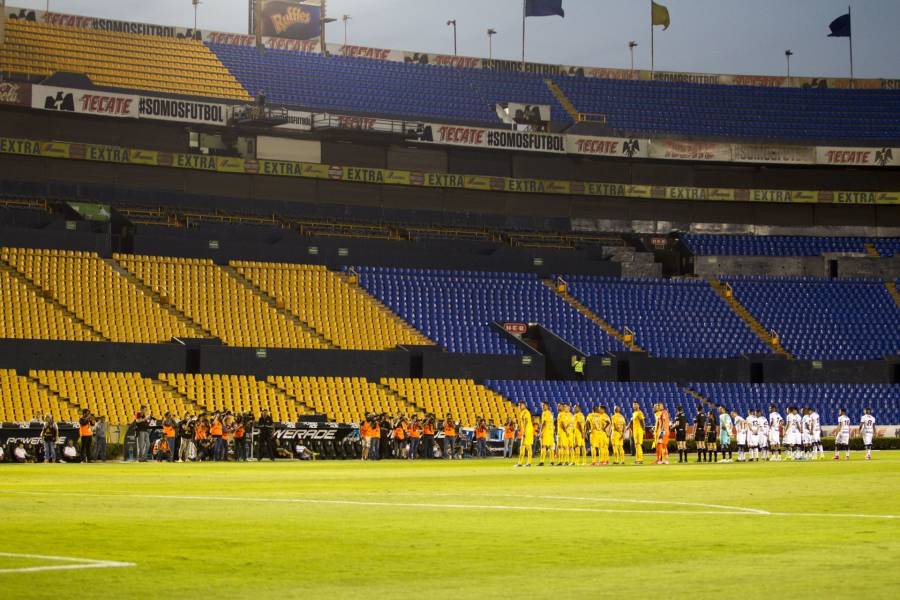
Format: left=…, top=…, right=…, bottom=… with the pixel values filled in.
left=422, top=414, right=436, bottom=459
left=233, top=414, right=248, bottom=461
left=368, top=415, right=381, bottom=461
left=256, top=409, right=275, bottom=461
left=162, top=412, right=177, bottom=463
left=408, top=415, right=423, bottom=460
left=194, top=416, right=211, bottom=462
left=40, top=414, right=58, bottom=463
left=474, top=418, right=489, bottom=458
left=391, top=416, right=407, bottom=459
left=442, top=414, right=457, bottom=460
left=177, top=413, right=195, bottom=462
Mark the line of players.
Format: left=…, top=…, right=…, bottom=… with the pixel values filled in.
left=513, top=400, right=878, bottom=467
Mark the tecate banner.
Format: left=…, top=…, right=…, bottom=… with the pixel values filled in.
left=567, top=135, right=649, bottom=159
left=409, top=123, right=566, bottom=154
left=33, top=85, right=228, bottom=126
left=816, top=146, right=899, bottom=168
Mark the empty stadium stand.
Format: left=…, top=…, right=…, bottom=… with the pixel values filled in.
left=269, top=375, right=408, bottom=424
left=565, top=276, right=772, bottom=358
left=383, top=377, right=516, bottom=427
left=726, top=277, right=900, bottom=360
left=355, top=267, right=625, bottom=355
left=0, top=368, right=79, bottom=422
left=1, top=20, right=249, bottom=99
left=232, top=261, right=431, bottom=350
left=683, top=234, right=900, bottom=257
left=160, top=373, right=305, bottom=423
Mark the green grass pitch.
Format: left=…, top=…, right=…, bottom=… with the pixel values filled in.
left=2, top=455, right=899, bottom=598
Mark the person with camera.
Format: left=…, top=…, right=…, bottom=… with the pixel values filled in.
left=422, top=414, right=436, bottom=459
left=194, top=415, right=211, bottom=461
left=40, top=414, right=58, bottom=463
left=177, top=413, right=195, bottom=462
left=232, top=414, right=248, bottom=461
left=210, top=412, right=225, bottom=461
left=92, top=416, right=108, bottom=462
left=368, top=414, right=381, bottom=461
left=408, top=415, right=423, bottom=460
left=391, top=416, right=407, bottom=459
left=162, top=412, right=177, bottom=463
left=442, top=414, right=458, bottom=460
left=257, top=409, right=275, bottom=461
left=475, top=417, right=489, bottom=458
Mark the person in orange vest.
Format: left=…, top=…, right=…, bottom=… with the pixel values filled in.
left=408, top=415, right=423, bottom=460
left=78, top=409, right=94, bottom=463
left=359, top=417, right=371, bottom=461
left=475, top=418, right=489, bottom=458
left=370, top=416, right=382, bottom=461
left=162, top=412, right=177, bottom=463
left=422, top=415, right=436, bottom=459
left=153, top=435, right=171, bottom=462
left=503, top=417, right=516, bottom=458
left=194, top=416, right=210, bottom=461
left=210, top=413, right=225, bottom=461
left=442, top=414, right=457, bottom=460
left=392, top=416, right=407, bottom=458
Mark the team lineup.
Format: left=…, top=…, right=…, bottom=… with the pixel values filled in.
left=514, top=402, right=879, bottom=467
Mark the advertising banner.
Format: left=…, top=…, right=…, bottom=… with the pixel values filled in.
left=3, top=136, right=900, bottom=206
left=410, top=123, right=566, bottom=154
left=567, top=135, right=649, bottom=159
left=648, top=139, right=733, bottom=162
left=256, top=0, right=321, bottom=40
left=272, top=421, right=357, bottom=443
left=32, top=84, right=137, bottom=118
left=816, top=146, right=899, bottom=167
left=136, top=96, right=228, bottom=125
left=0, top=81, right=30, bottom=107
left=731, top=144, right=815, bottom=165
left=0, top=422, right=79, bottom=450
left=275, top=109, right=314, bottom=131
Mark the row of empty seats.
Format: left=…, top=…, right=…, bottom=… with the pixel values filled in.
left=383, top=377, right=516, bottom=426
left=233, top=261, right=431, bottom=350
left=727, top=277, right=900, bottom=360
left=269, top=375, right=406, bottom=424
left=1, top=20, right=249, bottom=99
left=566, top=275, right=771, bottom=358
left=684, top=234, right=900, bottom=257
left=0, top=369, right=79, bottom=423
left=161, top=373, right=306, bottom=424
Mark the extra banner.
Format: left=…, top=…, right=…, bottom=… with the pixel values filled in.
left=3, top=136, right=899, bottom=206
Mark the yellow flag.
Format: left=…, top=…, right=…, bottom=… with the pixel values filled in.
left=652, top=1, right=670, bottom=30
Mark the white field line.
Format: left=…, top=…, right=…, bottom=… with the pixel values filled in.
left=0, top=551, right=135, bottom=575
left=3, top=490, right=898, bottom=520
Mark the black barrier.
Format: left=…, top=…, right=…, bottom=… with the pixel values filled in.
left=0, top=422, right=79, bottom=462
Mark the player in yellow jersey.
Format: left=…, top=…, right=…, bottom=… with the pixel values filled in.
left=628, top=401, right=645, bottom=464
left=596, top=406, right=612, bottom=465
left=586, top=407, right=604, bottom=466
left=539, top=402, right=556, bottom=466
left=611, top=405, right=626, bottom=464
left=515, top=401, right=534, bottom=467
left=557, top=404, right=574, bottom=465
left=572, top=405, right=586, bottom=466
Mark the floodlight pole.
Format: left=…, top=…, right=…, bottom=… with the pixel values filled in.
left=785, top=49, right=793, bottom=83
left=447, top=19, right=457, bottom=56
left=629, top=41, right=638, bottom=76
left=342, top=14, right=351, bottom=47
left=487, top=28, right=497, bottom=60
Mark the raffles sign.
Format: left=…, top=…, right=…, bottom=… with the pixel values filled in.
left=33, top=85, right=228, bottom=126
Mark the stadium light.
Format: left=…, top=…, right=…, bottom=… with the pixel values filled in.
left=628, top=41, right=638, bottom=75
left=192, top=0, right=201, bottom=31
left=321, top=16, right=337, bottom=56
left=447, top=19, right=457, bottom=56
left=785, top=49, right=793, bottom=82
left=487, top=28, right=497, bottom=60
left=342, top=14, right=351, bottom=47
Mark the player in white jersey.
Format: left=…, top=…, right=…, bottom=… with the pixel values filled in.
left=833, top=408, right=851, bottom=460
left=732, top=411, right=748, bottom=462
left=747, top=411, right=760, bottom=461
left=784, top=407, right=803, bottom=460
left=768, top=405, right=783, bottom=461
left=801, top=409, right=814, bottom=460
left=757, top=411, right=769, bottom=461
left=810, top=408, right=823, bottom=459
left=859, top=408, right=876, bottom=461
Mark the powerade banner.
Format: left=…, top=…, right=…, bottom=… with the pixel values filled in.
left=4, top=136, right=900, bottom=206
left=32, top=85, right=228, bottom=126
left=0, top=423, right=79, bottom=448
left=409, top=123, right=566, bottom=154
left=272, top=421, right=357, bottom=443
left=256, top=0, right=321, bottom=41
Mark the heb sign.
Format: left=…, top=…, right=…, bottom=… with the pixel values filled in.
left=503, top=322, right=529, bottom=335
left=409, top=123, right=566, bottom=154
left=32, top=85, right=228, bottom=126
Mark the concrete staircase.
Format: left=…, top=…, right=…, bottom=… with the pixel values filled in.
left=0, top=259, right=108, bottom=341
left=221, top=265, right=338, bottom=350
left=886, top=281, right=900, bottom=310
left=708, top=278, right=793, bottom=359
left=604, top=246, right=663, bottom=278
left=106, top=257, right=213, bottom=339
left=373, top=380, right=423, bottom=415
left=151, top=376, right=205, bottom=415
left=543, top=279, right=646, bottom=353
left=262, top=378, right=320, bottom=416
left=543, top=79, right=581, bottom=121
left=25, top=370, right=85, bottom=416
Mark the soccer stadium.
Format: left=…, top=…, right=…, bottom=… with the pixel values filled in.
left=0, top=0, right=899, bottom=596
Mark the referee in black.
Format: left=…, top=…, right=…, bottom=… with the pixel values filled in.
left=256, top=409, right=275, bottom=461
left=673, top=406, right=688, bottom=463
left=693, top=405, right=706, bottom=462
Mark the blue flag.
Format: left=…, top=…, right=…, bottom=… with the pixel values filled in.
left=525, top=0, right=565, bottom=18
left=828, top=13, right=851, bottom=37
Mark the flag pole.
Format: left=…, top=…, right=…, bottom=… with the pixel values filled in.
left=848, top=4, right=854, bottom=88
left=650, top=1, right=655, bottom=75
left=522, top=0, right=526, bottom=68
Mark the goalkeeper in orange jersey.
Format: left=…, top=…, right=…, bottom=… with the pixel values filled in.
left=610, top=405, right=626, bottom=464
left=653, top=403, right=671, bottom=465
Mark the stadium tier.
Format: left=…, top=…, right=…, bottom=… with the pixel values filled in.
left=382, top=377, right=516, bottom=426
left=268, top=375, right=407, bottom=424
left=690, top=383, right=900, bottom=424
left=726, top=277, right=900, bottom=360
left=355, top=267, right=625, bottom=355
left=1, top=20, right=249, bottom=100
left=0, top=368, right=79, bottom=422
left=565, top=276, right=771, bottom=358
left=683, top=234, right=900, bottom=257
